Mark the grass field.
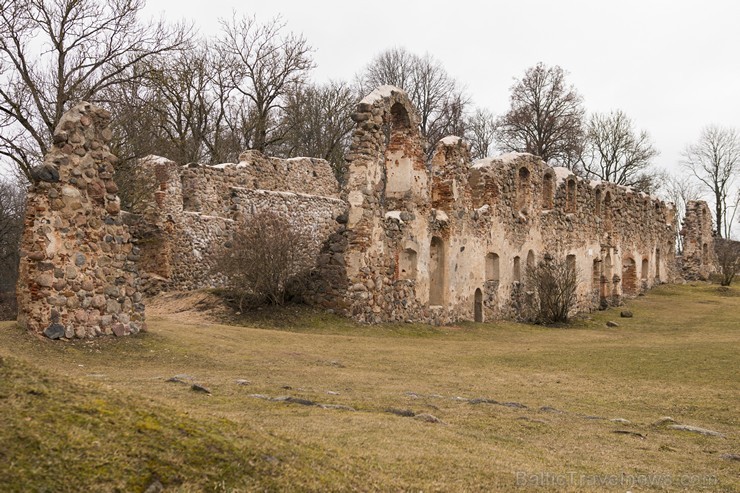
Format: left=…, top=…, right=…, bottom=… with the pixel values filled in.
left=0, top=283, right=738, bottom=492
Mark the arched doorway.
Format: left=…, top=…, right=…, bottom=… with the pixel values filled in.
left=474, top=288, right=483, bottom=322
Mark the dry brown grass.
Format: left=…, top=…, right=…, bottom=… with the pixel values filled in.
left=0, top=283, right=738, bottom=491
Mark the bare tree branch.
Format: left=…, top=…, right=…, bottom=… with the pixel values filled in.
left=681, top=125, right=740, bottom=238
left=581, top=110, right=659, bottom=190
left=0, top=0, right=191, bottom=181
left=495, top=63, right=585, bottom=168
left=216, top=13, right=314, bottom=153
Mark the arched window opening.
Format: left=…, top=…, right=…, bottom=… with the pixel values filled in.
left=390, top=102, right=410, bottom=130
left=595, top=189, right=602, bottom=217
left=513, top=256, right=521, bottom=283
left=429, top=237, right=446, bottom=306
left=541, top=173, right=554, bottom=209
left=385, top=103, right=413, bottom=198
left=517, top=167, right=530, bottom=210
left=526, top=250, right=535, bottom=273
left=641, top=258, right=649, bottom=280
left=566, top=178, right=577, bottom=213
left=655, top=248, right=661, bottom=282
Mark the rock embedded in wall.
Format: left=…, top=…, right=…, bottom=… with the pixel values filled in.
left=16, top=102, right=145, bottom=339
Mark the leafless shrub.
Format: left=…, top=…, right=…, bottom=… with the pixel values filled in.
left=526, top=254, right=580, bottom=323
left=214, top=211, right=312, bottom=309
left=714, top=238, right=740, bottom=286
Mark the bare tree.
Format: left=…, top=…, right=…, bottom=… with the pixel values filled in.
left=214, top=211, right=312, bottom=308
left=581, top=110, right=659, bottom=190
left=495, top=63, right=585, bottom=168
left=714, top=238, right=740, bottom=286
left=144, top=46, right=216, bottom=164
left=109, top=42, right=242, bottom=166
left=0, top=0, right=190, bottom=180
left=466, top=108, right=497, bottom=160
left=0, top=178, right=25, bottom=295
left=359, top=47, right=417, bottom=94
left=682, top=125, right=740, bottom=238
left=103, top=69, right=165, bottom=164
left=359, top=48, right=469, bottom=150
left=277, top=80, right=358, bottom=178
left=659, top=172, right=703, bottom=253
left=217, top=14, right=314, bottom=154
left=428, top=91, right=469, bottom=150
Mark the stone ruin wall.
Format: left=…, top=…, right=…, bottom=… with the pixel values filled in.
left=128, top=152, right=344, bottom=292
left=16, top=102, right=145, bottom=339
left=680, top=201, right=717, bottom=280
left=16, top=90, right=717, bottom=337
left=304, top=86, right=699, bottom=324
left=124, top=85, right=713, bottom=325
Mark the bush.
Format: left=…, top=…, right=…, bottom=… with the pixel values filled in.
left=714, top=238, right=740, bottom=286
left=214, top=211, right=313, bottom=309
left=526, top=253, right=579, bottom=323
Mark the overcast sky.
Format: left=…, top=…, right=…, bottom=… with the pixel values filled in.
left=144, top=0, right=739, bottom=176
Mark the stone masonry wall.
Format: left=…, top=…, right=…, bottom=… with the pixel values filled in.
left=16, top=102, right=145, bottom=339
left=305, top=86, right=687, bottom=324
left=17, top=90, right=714, bottom=334
left=55, top=85, right=713, bottom=327
left=132, top=153, right=344, bottom=292
left=680, top=201, right=717, bottom=280
left=180, top=151, right=339, bottom=216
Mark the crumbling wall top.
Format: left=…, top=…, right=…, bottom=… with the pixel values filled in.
left=17, top=101, right=145, bottom=339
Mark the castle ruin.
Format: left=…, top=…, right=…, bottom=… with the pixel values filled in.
left=16, top=87, right=717, bottom=337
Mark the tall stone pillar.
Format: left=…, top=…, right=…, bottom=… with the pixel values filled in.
left=16, top=102, right=145, bottom=339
